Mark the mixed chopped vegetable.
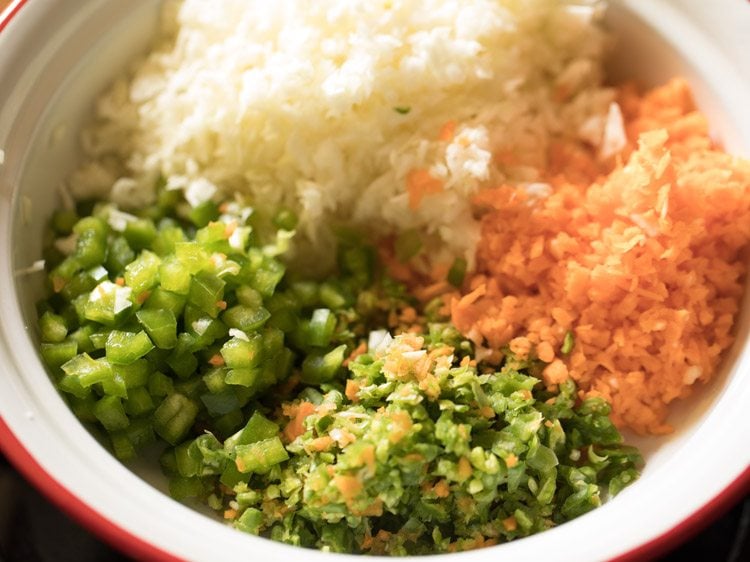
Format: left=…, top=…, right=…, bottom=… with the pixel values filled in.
left=178, top=334, right=640, bottom=554
left=36, top=189, right=641, bottom=555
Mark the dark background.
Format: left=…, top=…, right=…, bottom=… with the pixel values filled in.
left=0, top=452, right=747, bottom=562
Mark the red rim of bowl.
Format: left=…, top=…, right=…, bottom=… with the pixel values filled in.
left=0, top=1, right=748, bottom=560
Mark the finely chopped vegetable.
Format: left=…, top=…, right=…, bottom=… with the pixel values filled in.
left=171, top=333, right=640, bottom=554
left=38, top=196, right=640, bottom=553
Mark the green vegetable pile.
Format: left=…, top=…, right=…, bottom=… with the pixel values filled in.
left=36, top=190, right=641, bottom=555
left=176, top=333, right=641, bottom=554
left=37, top=189, right=389, bottom=459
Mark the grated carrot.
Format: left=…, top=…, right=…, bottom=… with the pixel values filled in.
left=333, top=475, right=363, bottom=502
left=407, top=168, right=443, bottom=210
left=449, top=79, right=750, bottom=435
left=457, top=457, right=472, bottom=480
left=345, top=379, right=360, bottom=402
left=208, top=354, right=225, bottom=367
left=283, top=401, right=316, bottom=442
left=439, top=120, right=457, bottom=142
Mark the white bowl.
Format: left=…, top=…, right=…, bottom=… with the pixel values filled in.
left=0, top=1, right=748, bottom=561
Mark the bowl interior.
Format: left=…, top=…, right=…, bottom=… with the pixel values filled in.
left=1, top=1, right=748, bottom=561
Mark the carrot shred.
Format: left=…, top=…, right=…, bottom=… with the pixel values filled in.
left=502, top=516, right=518, bottom=532
left=333, top=475, right=363, bottom=502
left=439, top=120, right=457, bottom=142
left=445, top=78, right=750, bottom=435
left=208, top=354, right=225, bottom=367
left=407, top=169, right=443, bottom=210
left=283, top=401, right=316, bottom=442
left=345, top=379, right=360, bottom=402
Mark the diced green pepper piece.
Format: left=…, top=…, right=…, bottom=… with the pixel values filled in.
left=89, top=330, right=109, bottom=350
left=245, top=254, right=285, bottom=298
left=39, top=311, right=68, bottom=343
left=225, top=368, right=260, bottom=388
left=220, top=461, right=245, bottom=488
left=93, top=395, right=130, bottom=431
left=58, top=373, right=91, bottom=399
left=153, top=393, right=199, bottom=445
left=50, top=256, right=82, bottom=285
left=159, top=256, right=192, bottom=296
left=66, top=325, right=95, bottom=355
left=40, top=341, right=78, bottom=371
left=202, top=367, right=228, bottom=394
left=123, top=218, right=157, bottom=251
left=110, top=431, right=136, bottom=461
left=125, top=416, right=156, bottom=449
left=143, top=287, right=186, bottom=317
left=236, top=286, right=263, bottom=308
left=200, top=389, right=240, bottom=416
left=307, top=308, right=336, bottom=348
left=124, top=250, right=161, bottom=295
left=225, top=412, right=279, bottom=450
left=184, top=305, right=227, bottom=349
left=73, top=217, right=108, bottom=268
left=175, top=441, right=203, bottom=477
left=234, top=436, right=288, bottom=473
left=113, top=359, right=151, bottom=389
left=220, top=334, right=263, bottom=369
left=289, top=281, right=319, bottom=308
left=60, top=271, right=99, bottom=302
left=300, top=344, right=346, bottom=384
left=339, top=245, right=374, bottom=287
left=106, top=330, right=154, bottom=365
left=166, top=334, right=198, bottom=379
left=319, top=280, right=351, bottom=309
left=148, top=371, right=174, bottom=398
left=169, top=476, right=204, bottom=500
left=188, top=272, right=225, bottom=318
left=124, top=386, right=155, bottom=416
left=83, top=281, right=133, bottom=326
left=235, top=507, right=264, bottom=534
left=195, top=221, right=228, bottom=246
left=61, top=353, right=112, bottom=388
left=213, top=409, right=244, bottom=440
left=174, top=242, right=210, bottom=274
left=188, top=200, right=219, bottom=228
left=68, top=395, right=97, bottom=423
left=222, top=305, right=270, bottom=332
left=152, top=225, right=185, bottom=257
left=105, top=236, right=135, bottom=275
left=136, top=308, right=177, bottom=349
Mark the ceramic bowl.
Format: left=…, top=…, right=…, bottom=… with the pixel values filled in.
left=0, top=1, right=748, bottom=560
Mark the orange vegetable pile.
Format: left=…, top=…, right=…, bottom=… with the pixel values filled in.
left=449, top=79, right=750, bottom=434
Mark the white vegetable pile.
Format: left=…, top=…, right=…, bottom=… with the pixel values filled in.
left=71, top=0, right=619, bottom=271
